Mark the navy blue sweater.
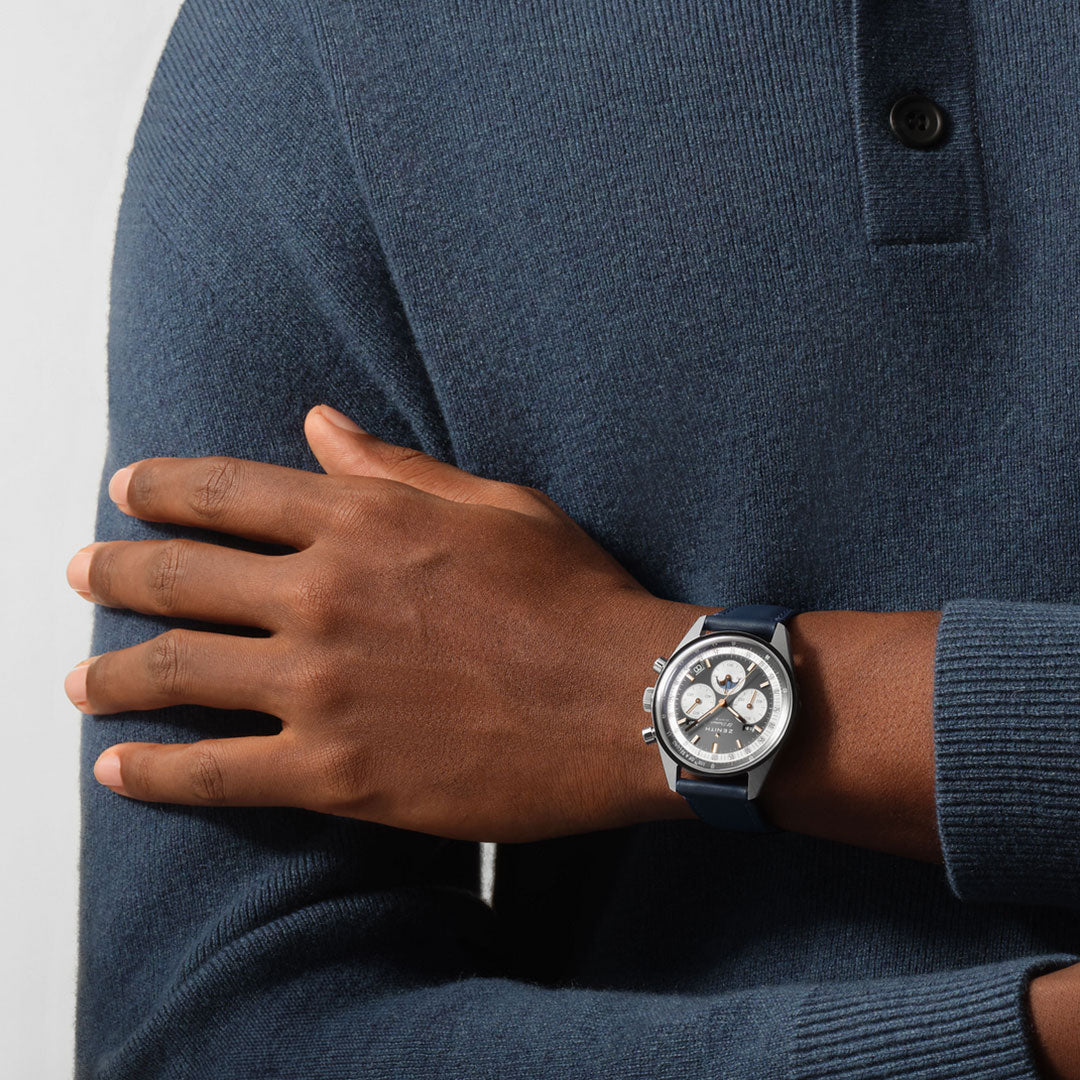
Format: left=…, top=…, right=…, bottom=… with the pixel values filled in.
left=78, top=0, right=1080, bottom=1076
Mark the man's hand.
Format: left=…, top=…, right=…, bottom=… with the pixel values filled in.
left=65, top=405, right=699, bottom=841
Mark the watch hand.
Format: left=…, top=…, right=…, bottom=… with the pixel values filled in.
left=725, top=680, right=748, bottom=702
left=697, top=696, right=730, bottom=722
left=682, top=697, right=702, bottom=729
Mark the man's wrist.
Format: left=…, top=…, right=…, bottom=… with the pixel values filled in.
left=611, top=591, right=708, bottom=826
left=1029, top=964, right=1080, bottom=1080
left=756, top=609, right=942, bottom=860
left=615, top=601, right=943, bottom=859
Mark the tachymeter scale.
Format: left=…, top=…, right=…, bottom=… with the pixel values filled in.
left=653, top=634, right=794, bottom=774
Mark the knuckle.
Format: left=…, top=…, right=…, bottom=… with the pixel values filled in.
left=190, top=457, right=242, bottom=522
left=146, top=540, right=190, bottom=613
left=283, top=564, right=343, bottom=630
left=514, top=483, right=556, bottom=511
left=324, top=486, right=374, bottom=534
left=485, top=479, right=558, bottom=516
left=387, top=447, right=440, bottom=485
left=125, top=462, right=161, bottom=514
left=188, top=745, right=228, bottom=805
left=313, top=739, right=373, bottom=813
left=286, top=651, right=342, bottom=708
left=146, top=630, right=187, bottom=699
left=126, top=750, right=157, bottom=799
left=87, top=544, right=120, bottom=605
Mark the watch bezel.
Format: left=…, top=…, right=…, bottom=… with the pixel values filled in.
left=650, top=629, right=798, bottom=778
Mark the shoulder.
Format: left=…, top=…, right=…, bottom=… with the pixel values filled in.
left=122, top=0, right=366, bottom=286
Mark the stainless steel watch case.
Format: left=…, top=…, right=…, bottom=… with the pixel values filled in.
left=641, top=614, right=798, bottom=799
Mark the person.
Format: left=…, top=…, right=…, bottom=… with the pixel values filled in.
left=70, top=0, right=1080, bottom=1075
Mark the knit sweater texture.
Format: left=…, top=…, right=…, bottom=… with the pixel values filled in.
left=77, top=0, right=1080, bottom=1076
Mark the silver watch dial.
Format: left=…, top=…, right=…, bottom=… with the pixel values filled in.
left=652, top=632, right=795, bottom=775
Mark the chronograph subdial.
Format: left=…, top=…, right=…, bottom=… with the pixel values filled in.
left=710, top=659, right=747, bottom=697
left=731, top=687, right=769, bottom=727
left=679, top=682, right=716, bottom=722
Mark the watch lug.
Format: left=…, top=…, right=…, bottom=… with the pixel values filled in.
left=661, top=749, right=679, bottom=793
left=749, top=621, right=794, bottom=803
left=677, top=613, right=709, bottom=651
left=769, top=621, right=792, bottom=663
left=746, top=753, right=777, bottom=801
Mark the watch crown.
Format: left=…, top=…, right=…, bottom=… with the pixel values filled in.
left=642, top=686, right=655, bottom=713
left=652, top=657, right=667, bottom=674
left=641, top=726, right=656, bottom=745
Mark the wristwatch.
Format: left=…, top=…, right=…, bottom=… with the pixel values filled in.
left=641, top=605, right=798, bottom=832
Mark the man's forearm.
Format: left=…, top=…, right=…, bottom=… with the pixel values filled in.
left=1030, top=964, right=1080, bottom=1080
left=632, top=604, right=1080, bottom=1071
left=628, top=607, right=943, bottom=861
left=760, top=609, right=942, bottom=861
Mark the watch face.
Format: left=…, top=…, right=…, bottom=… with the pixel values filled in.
left=652, top=632, right=796, bottom=776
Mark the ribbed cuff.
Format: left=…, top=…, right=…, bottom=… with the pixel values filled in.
left=793, top=955, right=1073, bottom=1080
left=933, top=599, right=1080, bottom=907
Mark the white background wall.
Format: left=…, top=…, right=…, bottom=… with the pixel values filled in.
left=0, top=4, right=183, bottom=1075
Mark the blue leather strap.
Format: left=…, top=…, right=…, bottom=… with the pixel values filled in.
left=675, top=604, right=795, bottom=833
left=676, top=775, right=776, bottom=832
left=702, top=604, right=795, bottom=640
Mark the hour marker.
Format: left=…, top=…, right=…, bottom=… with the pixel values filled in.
left=691, top=734, right=700, bottom=744
left=747, top=663, right=756, bottom=675
left=677, top=718, right=687, bottom=725
left=711, top=741, right=718, bottom=753
left=759, top=681, right=768, bottom=688
left=685, top=672, right=694, bottom=681
left=704, top=658, right=711, bottom=667
left=753, top=725, right=762, bottom=733
left=736, top=739, right=742, bottom=749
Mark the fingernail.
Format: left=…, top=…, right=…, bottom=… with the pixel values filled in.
left=65, top=660, right=92, bottom=710
left=94, top=751, right=122, bottom=789
left=317, top=405, right=364, bottom=433
left=108, top=466, right=133, bottom=507
left=66, top=542, right=105, bottom=599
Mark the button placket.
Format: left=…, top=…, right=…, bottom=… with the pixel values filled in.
left=848, top=0, right=988, bottom=245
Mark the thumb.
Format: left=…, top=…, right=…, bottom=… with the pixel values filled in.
left=304, top=404, right=497, bottom=504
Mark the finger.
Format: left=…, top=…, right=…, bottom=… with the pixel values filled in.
left=93, top=735, right=293, bottom=807
left=67, top=538, right=287, bottom=628
left=66, top=629, right=280, bottom=716
left=305, top=405, right=513, bottom=506
left=108, top=456, right=329, bottom=547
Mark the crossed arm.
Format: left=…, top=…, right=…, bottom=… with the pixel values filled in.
left=65, top=403, right=938, bottom=853
left=65, top=403, right=1080, bottom=1076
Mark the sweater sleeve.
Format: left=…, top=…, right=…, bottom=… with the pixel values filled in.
left=76, top=0, right=476, bottom=1069
left=88, top=887, right=1075, bottom=1080
left=78, top=2, right=1075, bottom=1076
left=934, top=599, right=1080, bottom=908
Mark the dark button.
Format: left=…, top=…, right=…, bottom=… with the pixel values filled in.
left=888, top=94, right=946, bottom=149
